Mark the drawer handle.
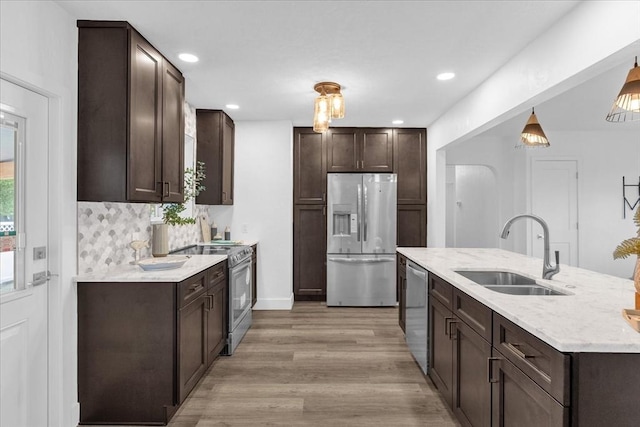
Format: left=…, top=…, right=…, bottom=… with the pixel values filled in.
left=187, top=283, right=203, bottom=295
left=444, top=317, right=454, bottom=337
left=487, top=357, right=500, bottom=383
left=507, top=342, right=534, bottom=359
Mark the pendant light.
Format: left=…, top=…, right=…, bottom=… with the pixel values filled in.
left=520, top=108, right=550, bottom=147
left=312, top=82, right=344, bottom=133
left=606, top=57, right=640, bottom=122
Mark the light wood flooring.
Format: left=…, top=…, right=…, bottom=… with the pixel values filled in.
left=168, top=302, right=459, bottom=426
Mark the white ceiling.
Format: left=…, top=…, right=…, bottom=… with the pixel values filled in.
left=56, top=0, right=584, bottom=128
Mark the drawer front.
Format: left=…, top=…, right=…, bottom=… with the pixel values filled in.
left=207, top=261, right=227, bottom=288
left=493, top=313, right=569, bottom=405
left=491, top=350, right=569, bottom=427
left=429, top=273, right=453, bottom=309
left=453, top=289, right=492, bottom=342
left=178, top=271, right=207, bottom=308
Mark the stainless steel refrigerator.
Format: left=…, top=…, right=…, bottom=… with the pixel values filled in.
left=326, top=173, right=397, bottom=306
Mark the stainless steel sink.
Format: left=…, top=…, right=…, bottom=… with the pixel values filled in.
left=455, top=270, right=537, bottom=286
left=454, top=270, right=569, bottom=296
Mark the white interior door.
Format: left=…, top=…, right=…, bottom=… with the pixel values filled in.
left=531, top=159, right=578, bottom=266
left=0, top=79, right=49, bottom=427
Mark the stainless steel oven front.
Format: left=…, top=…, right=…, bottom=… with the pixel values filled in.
left=222, top=250, right=253, bottom=355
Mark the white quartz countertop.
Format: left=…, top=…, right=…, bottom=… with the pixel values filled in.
left=397, top=247, right=640, bottom=353
left=74, top=254, right=227, bottom=283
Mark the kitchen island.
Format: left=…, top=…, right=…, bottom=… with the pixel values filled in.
left=397, top=247, right=640, bottom=427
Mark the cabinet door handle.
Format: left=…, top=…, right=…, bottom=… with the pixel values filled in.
left=209, top=295, right=214, bottom=310
left=222, top=191, right=227, bottom=202
left=506, top=342, right=534, bottom=359
left=322, top=192, right=326, bottom=202
left=487, top=357, right=500, bottom=383
left=444, top=317, right=454, bottom=337
left=164, top=181, right=170, bottom=197
left=448, top=319, right=458, bottom=340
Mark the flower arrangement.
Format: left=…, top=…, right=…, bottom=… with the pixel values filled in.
left=162, top=161, right=206, bottom=226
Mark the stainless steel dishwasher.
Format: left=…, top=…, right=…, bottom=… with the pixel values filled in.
left=405, top=261, right=428, bottom=374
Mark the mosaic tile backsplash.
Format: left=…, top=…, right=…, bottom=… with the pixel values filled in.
left=77, top=202, right=209, bottom=275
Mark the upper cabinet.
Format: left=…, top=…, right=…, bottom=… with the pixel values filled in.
left=293, top=128, right=326, bottom=204
left=394, top=128, right=426, bottom=204
left=77, top=21, right=184, bottom=203
left=195, top=110, right=235, bottom=205
left=326, top=128, right=394, bottom=172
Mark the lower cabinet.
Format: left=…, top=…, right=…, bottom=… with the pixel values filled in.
left=427, top=272, right=567, bottom=427
left=77, top=262, right=227, bottom=425
left=178, top=290, right=208, bottom=403
left=293, top=205, right=326, bottom=300
left=397, top=204, right=426, bottom=247
left=251, top=244, right=257, bottom=307
left=490, top=351, right=568, bottom=427
left=206, top=261, right=228, bottom=365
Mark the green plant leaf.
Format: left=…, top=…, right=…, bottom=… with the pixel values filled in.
left=162, top=161, right=206, bottom=225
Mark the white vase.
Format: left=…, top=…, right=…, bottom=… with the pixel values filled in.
left=152, top=223, right=169, bottom=257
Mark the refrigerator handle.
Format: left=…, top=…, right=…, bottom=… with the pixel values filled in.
left=357, top=184, right=362, bottom=242
left=363, top=183, right=368, bottom=242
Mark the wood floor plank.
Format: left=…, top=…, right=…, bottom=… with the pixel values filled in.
left=167, top=302, right=459, bottom=426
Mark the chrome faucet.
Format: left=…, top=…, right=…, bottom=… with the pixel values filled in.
left=500, top=214, right=560, bottom=280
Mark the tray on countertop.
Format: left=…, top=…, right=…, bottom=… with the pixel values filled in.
left=137, top=256, right=190, bottom=271
left=622, top=308, right=640, bottom=332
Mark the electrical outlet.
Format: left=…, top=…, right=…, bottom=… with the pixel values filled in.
left=242, top=224, right=248, bottom=234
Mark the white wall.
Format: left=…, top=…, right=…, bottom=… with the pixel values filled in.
left=0, top=1, right=78, bottom=426
left=428, top=1, right=640, bottom=247
left=445, top=137, right=528, bottom=253
left=209, top=121, right=294, bottom=309
left=527, top=130, right=638, bottom=278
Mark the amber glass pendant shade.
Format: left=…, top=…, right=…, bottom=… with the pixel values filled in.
left=606, top=57, right=640, bottom=122
left=313, top=94, right=330, bottom=133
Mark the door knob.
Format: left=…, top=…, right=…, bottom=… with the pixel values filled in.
left=537, top=234, right=544, bottom=239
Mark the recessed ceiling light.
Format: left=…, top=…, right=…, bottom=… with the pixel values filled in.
left=437, top=72, right=455, bottom=81
left=225, top=104, right=239, bottom=110
left=392, top=119, right=404, bottom=125
left=178, top=53, right=199, bottom=63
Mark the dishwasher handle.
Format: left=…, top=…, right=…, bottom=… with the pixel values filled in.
left=407, top=263, right=427, bottom=279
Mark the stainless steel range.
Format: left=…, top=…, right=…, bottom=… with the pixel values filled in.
left=170, top=244, right=253, bottom=355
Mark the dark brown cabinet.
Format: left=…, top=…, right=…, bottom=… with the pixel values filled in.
left=196, top=110, right=235, bottom=205
left=178, top=277, right=207, bottom=403
left=397, top=254, right=407, bottom=332
left=422, top=269, right=640, bottom=427
left=206, top=262, right=227, bottom=365
left=294, top=205, right=326, bottom=299
left=294, top=128, right=326, bottom=204
left=428, top=274, right=493, bottom=426
left=77, top=262, right=227, bottom=425
left=397, top=204, right=427, bottom=247
left=293, top=126, right=427, bottom=301
left=326, top=128, right=394, bottom=172
left=394, top=128, right=426, bottom=204
left=77, top=20, right=184, bottom=203
left=251, top=244, right=258, bottom=307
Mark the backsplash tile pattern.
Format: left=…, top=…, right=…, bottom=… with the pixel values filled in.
left=77, top=202, right=209, bottom=275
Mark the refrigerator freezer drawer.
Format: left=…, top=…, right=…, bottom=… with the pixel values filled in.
left=326, top=255, right=396, bottom=307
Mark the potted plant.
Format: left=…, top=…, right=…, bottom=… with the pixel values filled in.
left=152, top=161, right=206, bottom=256
left=613, top=207, right=640, bottom=309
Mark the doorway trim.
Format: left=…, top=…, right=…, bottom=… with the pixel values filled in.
left=1, top=72, right=64, bottom=427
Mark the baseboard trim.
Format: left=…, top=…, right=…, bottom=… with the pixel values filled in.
left=253, top=294, right=294, bottom=310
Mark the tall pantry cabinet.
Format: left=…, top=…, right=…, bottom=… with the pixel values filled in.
left=293, top=127, right=427, bottom=301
